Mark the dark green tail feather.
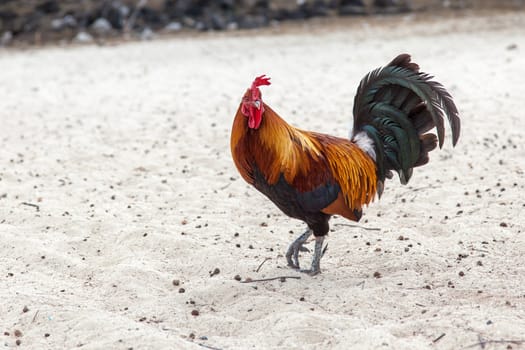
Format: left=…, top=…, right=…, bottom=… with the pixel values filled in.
left=351, top=54, right=460, bottom=190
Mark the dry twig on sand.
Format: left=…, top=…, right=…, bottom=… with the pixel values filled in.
left=432, top=333, right=446, bottom=343
left=198, top=343, right=223, bottom=350
left=465, top=336, right=525, bottom=349
left=241, top=276, right=301, bottom=283
left=334, top=223, right=381, bottom=231
left=21, top=202, right=40, bottom=211
left=255, top=258, right=271, bottom=272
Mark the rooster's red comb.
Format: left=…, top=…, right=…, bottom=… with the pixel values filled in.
left=251, top=75, right=271, bottom=90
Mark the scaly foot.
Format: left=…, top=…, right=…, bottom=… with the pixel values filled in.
left=299, top=268, right=321, bottom=276
left=285, top=229, right=312, bottom=269
left=298, top=236, right=326, bottom=276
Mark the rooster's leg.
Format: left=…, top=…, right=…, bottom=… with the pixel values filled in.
left=300, top=236, right=326, bottom=276
left=286, top=229, right=312, bottom=269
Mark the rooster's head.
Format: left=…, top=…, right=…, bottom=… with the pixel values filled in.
left=241, top=75, right=271, bottom=130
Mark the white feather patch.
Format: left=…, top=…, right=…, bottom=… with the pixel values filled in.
left=353, top=131, right=376, bottom=161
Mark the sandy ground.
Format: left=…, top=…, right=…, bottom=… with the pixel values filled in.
left=1, top=10, right=525, bottom=350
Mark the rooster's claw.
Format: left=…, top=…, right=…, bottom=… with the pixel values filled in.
left=299, top=268, right=321, bottom=276
left=287, top=262, right=299, bottom=269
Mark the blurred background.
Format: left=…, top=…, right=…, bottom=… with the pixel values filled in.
left=1, top=0, right=524, bottom=46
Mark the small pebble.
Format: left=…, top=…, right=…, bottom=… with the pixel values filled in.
left=191, top=310, right=199, bottom=316
left=233, top=275, right=241, bottom=281
left=164, top=21, right=182, bottom=32
left=172, top=279, right=180, bottom=286
left=73, top=31, right=93, bottom=44
left=373, top=271, right=381, bottom=278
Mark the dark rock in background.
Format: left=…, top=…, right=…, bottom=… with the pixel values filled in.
left=0, top=0, right=523, bottom=46
left=35, top=0, right=60, bottom=14
left=339, top=0, right=367, bottom=15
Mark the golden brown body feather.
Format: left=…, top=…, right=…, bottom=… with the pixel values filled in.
left=231, top=103, right=377, bottom=221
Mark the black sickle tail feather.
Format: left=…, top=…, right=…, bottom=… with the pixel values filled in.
left=351, top=54, right=460, bottom=194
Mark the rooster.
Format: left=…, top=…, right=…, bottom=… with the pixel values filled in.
left=231, top=54, right=460, bottom=275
